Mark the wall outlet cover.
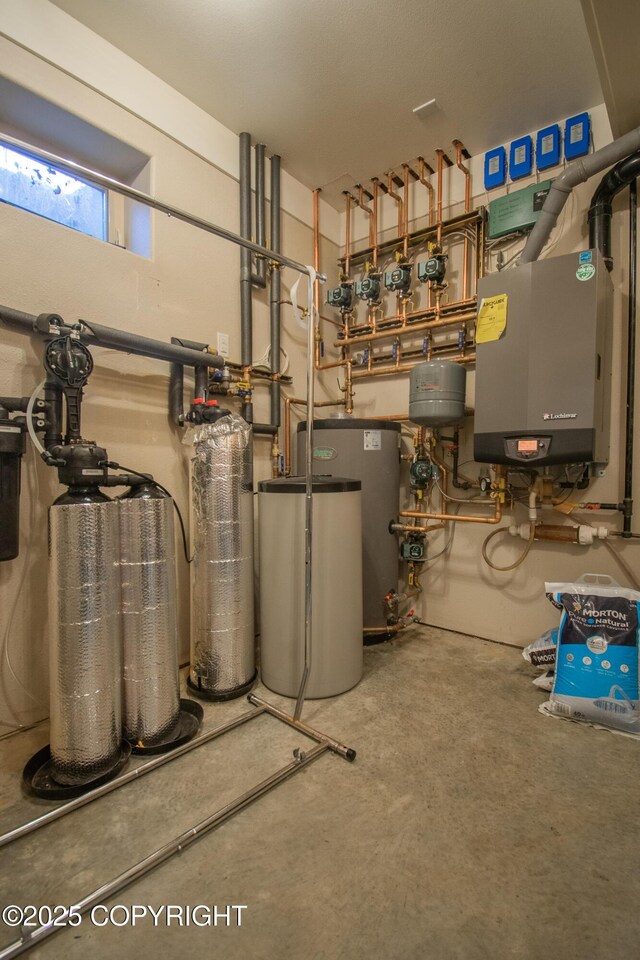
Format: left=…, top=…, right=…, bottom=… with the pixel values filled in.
left=217, top=332, right=230, bottom=357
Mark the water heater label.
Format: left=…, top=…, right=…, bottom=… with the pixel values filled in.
left=313, top=447, right=337, bottom=461
left=364, top=430, right=382, bottom=451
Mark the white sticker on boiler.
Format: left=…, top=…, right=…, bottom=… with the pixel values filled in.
left=364, top=430, right=381, bottom=451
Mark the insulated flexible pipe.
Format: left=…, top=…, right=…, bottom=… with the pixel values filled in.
left=520, top=125, right=640, bottom=263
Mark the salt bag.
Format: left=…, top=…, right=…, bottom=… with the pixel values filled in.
left=544, top=576, right=640, bottom=735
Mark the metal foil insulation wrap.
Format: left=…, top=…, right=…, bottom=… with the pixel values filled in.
left=190, top=413, right=255, bottom=696
left=119, top=493, right=180, bottom=745
left=48, top=499, right=122, bottom=785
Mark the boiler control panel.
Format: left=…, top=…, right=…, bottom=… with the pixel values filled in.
left=504, top=437, right=551, bottom=461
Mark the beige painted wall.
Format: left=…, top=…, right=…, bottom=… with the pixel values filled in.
left=317, top=153, right=640, bottom=647
left=0, top=40, right=339, bottom=729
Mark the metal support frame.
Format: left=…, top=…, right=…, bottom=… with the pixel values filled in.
left=0, top=699, right=355, bottom=959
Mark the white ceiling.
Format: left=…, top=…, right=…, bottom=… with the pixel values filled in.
left=49, top=0, right=603, bottom=204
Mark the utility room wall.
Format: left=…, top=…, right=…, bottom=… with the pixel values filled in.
left=315, top=104, right=640, bottom=646
left=0, top=37, right=338, bottom=730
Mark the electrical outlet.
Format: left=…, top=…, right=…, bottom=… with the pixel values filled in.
left=217, top=332, right=230, bottom=357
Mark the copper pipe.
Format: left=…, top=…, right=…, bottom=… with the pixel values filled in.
left=435, top=149, right=445, bottom=247
left=315, top=355, right=345, bottom=371
left=344, top=192, right=352, bottom=277
left=351, top=353, right=475, bottom=380
left=347, top=295, right=477, bottom=330
left=283, top=395, right=345, bottom=476
left=452, top=140, right=471, bottom=213
left=392, top=522, right=446, bottom=534
left=452, top=140, right=471, bottom=300
left=399, top=506, right=502, bottom=525
left=372, top=179, right=379, bottom=269
left=386, top=171, right=404, bottom=241
left=402, top=164, right=410, bottom=258
left=336, top=208, right=482, bottom=269
left=531, top=524, right=581, bottom=543
left=364, top=412, right=409, bottom=421
left=353, top=185, right=375, bottom=250
left=340, top=295, right=477, bottom=339
left=336, top=309, right=476, bottom=348
left=399, top=465, right=505, bottom=525
left=344, top=356, right=354, bottom=413
left=417, top=157, right=435, bottom=226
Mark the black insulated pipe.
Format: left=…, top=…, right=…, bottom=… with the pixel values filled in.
left=623, top=180, right=637, bottom=536
left=0, top=305, right=224, bottom=371
left=588, top=150, right=640, bottom=271
left=253, top=143, right=267, bottom=288
left=169, top=361, right=184, bottom=426
left=270, top=154, right=282, bottom=428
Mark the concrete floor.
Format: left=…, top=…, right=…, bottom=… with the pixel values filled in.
left=1, top=625, right=639, bottom=960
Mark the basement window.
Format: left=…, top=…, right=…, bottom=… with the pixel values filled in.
left=0, top=140, right=107, bottom=241
left=0, top=76, right=152, bottom=257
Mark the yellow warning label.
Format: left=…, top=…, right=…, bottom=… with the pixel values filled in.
left=476, top=294, right=508, bottom=344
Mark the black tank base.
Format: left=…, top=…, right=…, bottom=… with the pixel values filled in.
left=363, top=631, right=395, bottom=646
left=130, top=699, right=203, bottom=755
left=187, top=670, right=257, bottom=702
left=22, top=741, right=131, bottom=801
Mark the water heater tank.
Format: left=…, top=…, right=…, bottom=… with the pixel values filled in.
left=297, top=419, right=400, bottom=633
left=258, top=477, right=362, bottom=698
left=409, top=360, right=466, bottom=426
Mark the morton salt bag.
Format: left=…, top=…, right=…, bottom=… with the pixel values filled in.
left=543, top=576, right=640, bottom=735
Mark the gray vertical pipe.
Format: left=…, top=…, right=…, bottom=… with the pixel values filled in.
left=270, top=155, right=282, bottom=428
left=254, top=144, right=267, bottom=287
left=239, top=133, right=254, bottom=423
left=624, top=180, right=637, bottom=536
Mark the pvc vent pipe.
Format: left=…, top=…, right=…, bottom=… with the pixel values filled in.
left=520, top=124, right=640, bottom=264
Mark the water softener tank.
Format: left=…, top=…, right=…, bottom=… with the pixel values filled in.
left=119, top=485, right=180, bottom=746
left=296, top=419, right=400, bottom=632
left=188, top=412, right=256, bottom=700
left=258, top=476, right=363, bottom=698
left=48, top=491, right=123, bottom=786
left=409, top=360, right=466, bottom=426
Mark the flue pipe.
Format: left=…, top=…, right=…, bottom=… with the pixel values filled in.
left=521, top=124, right=640, bottom=263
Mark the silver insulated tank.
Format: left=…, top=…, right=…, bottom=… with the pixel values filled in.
left=258, top=477, right=363, bottom=698
left=409, top=360, right=466, bottom=426
left=119, top=486, right=180, bottom=746
left=48, top=491, right=122, bottom=786
left=297, top=419, right=400, bottom=632
left=188, top=412, right=256, bottom=700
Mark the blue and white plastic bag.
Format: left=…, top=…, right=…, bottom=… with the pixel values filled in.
left=542, top=575, right=640, bottom=736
